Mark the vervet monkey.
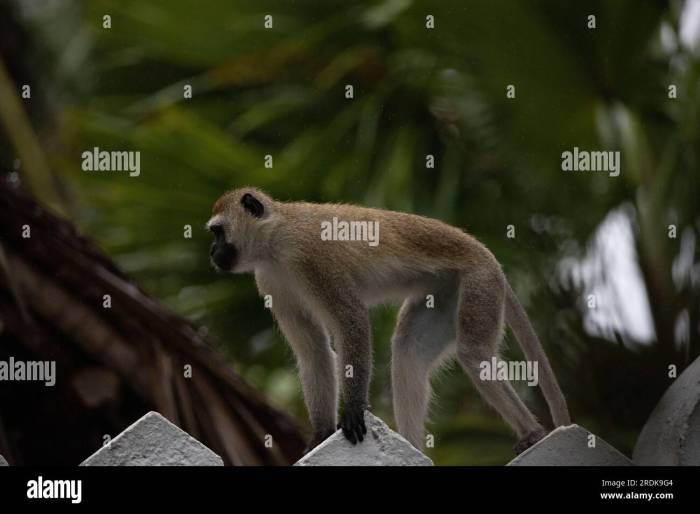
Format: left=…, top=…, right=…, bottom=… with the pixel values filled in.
left=207, top=187, right=570, bottom=453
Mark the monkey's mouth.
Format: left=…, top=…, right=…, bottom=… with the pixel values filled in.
left=210, top=242, right=238, bottom=272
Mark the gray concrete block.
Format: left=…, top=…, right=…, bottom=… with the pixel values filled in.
left=633, top=356, right=700, bottom=465
left=80, top=411, right=223, bottom=466
left=0, top=454, right=8, bottom=466
left=507, top=424, right=633, bottom=466
left=294, top=412, right=432, bottom=466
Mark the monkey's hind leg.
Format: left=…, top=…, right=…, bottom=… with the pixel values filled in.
left=391, top=291, right=456, bottom=450
left=455, top=271, right=545, bottom=452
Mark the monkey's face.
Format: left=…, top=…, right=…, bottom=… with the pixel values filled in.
left=208, top=222, right=238, bottom=272
left=207, top=189, right=270, bottom=273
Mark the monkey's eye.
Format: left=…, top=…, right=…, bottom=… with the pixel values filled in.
left=209, top=224, right=224, bottom=237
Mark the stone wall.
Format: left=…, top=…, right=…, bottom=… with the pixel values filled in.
left=1, top=354, right=698, bottom=466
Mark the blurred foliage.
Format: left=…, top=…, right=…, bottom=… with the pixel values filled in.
left=4, top=0, right=700, bottom=464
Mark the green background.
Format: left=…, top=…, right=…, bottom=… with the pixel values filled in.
left=4, top=0, right=700, bottom=464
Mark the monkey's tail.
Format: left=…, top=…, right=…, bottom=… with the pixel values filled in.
left=504, top=282, right=571, bottom=427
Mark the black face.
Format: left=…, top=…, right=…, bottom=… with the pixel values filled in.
left=209, top=224, right=237, bottom=271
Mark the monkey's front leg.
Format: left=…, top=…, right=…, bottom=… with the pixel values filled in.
left=273, top=308, right=338, bottom=452
left=332, top=308, right=372, bottom=444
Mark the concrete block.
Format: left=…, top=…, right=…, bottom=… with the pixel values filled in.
left=507, top=424, right=632, bottom=466
left=295, top=412, right=432, bottom=466
left=0, top=454, right=8, bottom=466
left=80, top=411, right=223, bottom=466
left=633, top=356, right=700, bottom=465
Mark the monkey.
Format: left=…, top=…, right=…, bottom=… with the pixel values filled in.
left=207, top=187, right=570, bottom=454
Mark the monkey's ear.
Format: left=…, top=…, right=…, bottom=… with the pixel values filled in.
left=241, top=193, right=265, bottom=218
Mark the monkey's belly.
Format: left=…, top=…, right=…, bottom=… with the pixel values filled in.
left=357, top=269, right=457, bottom=307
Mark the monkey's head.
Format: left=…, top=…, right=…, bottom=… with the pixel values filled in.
left=206, top=188, right=277, bottom=273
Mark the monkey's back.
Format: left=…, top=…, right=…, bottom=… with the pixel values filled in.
left=278, top=201, right=498, bottom=281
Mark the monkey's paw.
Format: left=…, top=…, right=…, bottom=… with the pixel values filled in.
left=338, top=407, right=367, bottom=445
left=513, top=428, right=548, bottom=454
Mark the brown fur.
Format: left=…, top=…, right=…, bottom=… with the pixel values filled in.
left=207, top=188, right=570, bottom=451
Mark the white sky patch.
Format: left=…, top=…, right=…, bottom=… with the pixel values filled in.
left=681, top=0, right=700, bottom=52
left=559, top=206, right=655, bottom=344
